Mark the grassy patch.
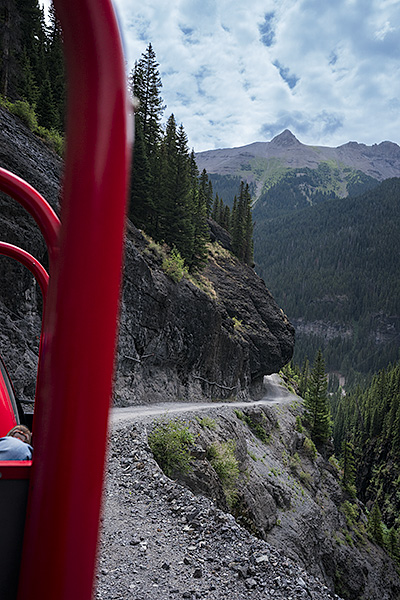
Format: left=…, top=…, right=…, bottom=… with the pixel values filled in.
left=196, top=415, right=216, bottom=430
left=235, top=409, right=270, bottom=443
left=162, top=248, right=189, bottom=282
left=303, top=436, right=317, bottom=460
left=1, top=96, right=64, bottom=155
left=148, top=419, right=194, bottom=477
left=207, top=440, right=239, bottom=507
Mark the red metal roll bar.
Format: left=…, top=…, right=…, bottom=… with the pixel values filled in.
left=0, top=243, right=49, bottom=436
left=16, top=0, right=132, bottom=598
left=0, top=168, right=60, bottom=271
left=0, top=242, right=49, bottom=299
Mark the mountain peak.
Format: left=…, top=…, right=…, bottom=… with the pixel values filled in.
left=270, top=129, right=301, bottom=147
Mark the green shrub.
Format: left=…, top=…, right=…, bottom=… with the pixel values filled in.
left=36, top=126, right=64, bottom=155
left=148, top=419, right=194, bottom=477
left=299, top=470, right=312, bottom=488
left=341, top=500, right=359, bottom=527
left=162, top=247, right=188, bottom=282
left=236, top=410, right=269, bottom=443
left=290, top=452, right=301, bottom=472
left=10, top=100, right=38, bottom=130
left=303, top=436, right=317, bottom=460
left=329, top=455, right=341, bottom=473
left=196, top=416, right=216, bottom=430
left=207, top=440, right=239, bottom=506
left=232, top=316, right=243, bottom=330
left=1, top=96, right=65, bottom=155
left=144, top=239, right=166, bottom=260
left=295, top=415, right=303, bottom=433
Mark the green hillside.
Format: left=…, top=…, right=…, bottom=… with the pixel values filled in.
left=253, top=178, right=400, bottom=382
left=254, top=162, right=379, bottom=216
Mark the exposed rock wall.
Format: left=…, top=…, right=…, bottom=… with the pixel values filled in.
left=161, top=389, right=400, bottom=600
left=0, top=107, right=294, bottom=407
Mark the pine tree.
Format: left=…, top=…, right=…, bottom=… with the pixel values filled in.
left=16, top=0, right=47, bottom=93
left=128, top=44, right=165, bottom=235
left=206, top=179, right=213, bottom=216
left=243, top=183, right=254, bottom=265
left=46, top=4, right=66, bottom=131
left=211, top=194, right=219, bottom=221
left=188, top=151, right=208, bottom=271
left=18, top=48, right=39, bottom=106
left=129, top=43, right=164, bottom=157
left=231, top=182, right=245, bottom=259
left=230, top=181, right=253, bottom=264
left=386, top=527, right=400, bottom=562
left=129, top=118, right=153, bottom=232
left=36, top=73, right=58, bottom=128
left=222, top=203, right=230, bottom=230
left=367, top=502, right=384, bottom=546
left=0, top=0, right=22, bottom=98
left=341, top=440, right=356, bottom=497
left=304, top=349, right=331, bottom=446
left=299, top=357, right=310, bottom=398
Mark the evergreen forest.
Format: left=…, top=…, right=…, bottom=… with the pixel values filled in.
left=253, top=177, right=400, bottom=381
left=127, top=43, right=254, bottom=269
left=0, top=0, right=65, bottom=132
left=332, top=362, right=400, bottom=537
left=285, top=354, right=400, bottom=562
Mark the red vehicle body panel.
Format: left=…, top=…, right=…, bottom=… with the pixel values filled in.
left=15, top=0, right=132, bottom=598
left=0, top=359, right=18, bottom=436
left=0, top=462, right=32, bottom=478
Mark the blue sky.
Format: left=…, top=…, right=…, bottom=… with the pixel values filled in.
left=48, top=0, right=400, bottom=152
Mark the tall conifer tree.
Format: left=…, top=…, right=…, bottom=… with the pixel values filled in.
left=304, top=349, right=331, bottom=446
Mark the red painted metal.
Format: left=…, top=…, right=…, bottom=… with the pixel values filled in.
left=17, top=0, right=131, bottom=599
left=0, top=168, right=60, bottom=271
left=0, top=463, right=32, bottom=479
left=0, top=242, right=49, bottom=298
left=0, top=243, right=49, bottom=435
left=0, top=359, right=18, bottom=436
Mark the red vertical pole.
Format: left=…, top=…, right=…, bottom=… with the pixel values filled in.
left=17, top=0, right=131, bottom=598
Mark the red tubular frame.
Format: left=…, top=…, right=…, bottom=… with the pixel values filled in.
left=0, top=360, right=18, bottom=435
left=0, top=243, right=49, bottom=434
left=0, top=168, right=60, bottom=271
left=0, top=242, right=49, bottom=298
left=17, top=0, right=131, bottom=598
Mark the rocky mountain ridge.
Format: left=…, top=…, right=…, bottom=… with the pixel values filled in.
left=196, top=129, right=400, bottom=206
left=195, top=129, right=400, bottom=191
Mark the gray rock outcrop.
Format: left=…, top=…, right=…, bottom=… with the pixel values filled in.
left=150, top=387, right=400, bottom=600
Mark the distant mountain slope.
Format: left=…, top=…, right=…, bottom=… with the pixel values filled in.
left=253, top=178, right=400, bottom=381
left=195, top=130, right=400, bottom=202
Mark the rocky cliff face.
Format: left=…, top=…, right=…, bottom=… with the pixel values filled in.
left=159, top=383, right=400, bottom=600
left=0, top=106, right=294, bottom=407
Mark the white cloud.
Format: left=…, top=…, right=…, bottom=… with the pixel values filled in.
left=54, top=0, right=400, bottom=151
